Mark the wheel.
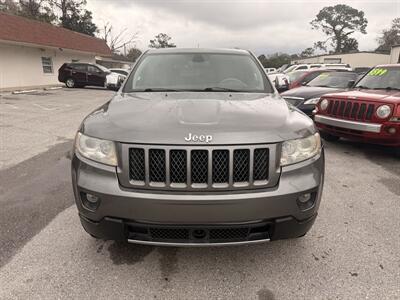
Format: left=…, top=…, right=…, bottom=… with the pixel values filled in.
left=65, top=78, right=75, bottom=88
left=320, top=132, right=340, bottom=142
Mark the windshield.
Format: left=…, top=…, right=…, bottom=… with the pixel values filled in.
left=288, top=71, right=307, bottom=82
left=355, top=67, right=400, bottom=90
left=123, top=52, right=271, bottom=93
left=308, top=72, right=357, bottom=88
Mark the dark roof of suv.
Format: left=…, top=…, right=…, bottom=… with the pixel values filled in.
left=146, top=48, right=250, bottom=55
left=0, top=12, right=111, bottom=56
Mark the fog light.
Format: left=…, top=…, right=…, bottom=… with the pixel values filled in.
left=298, top=193, right=311, bottom=203
left=80, top=192, right=100, bottom=210
left=387, top=127, right=396, bottom=134
left=297, top=193, right=316, bottom=211
left=86, top=193, right=99, bottom=203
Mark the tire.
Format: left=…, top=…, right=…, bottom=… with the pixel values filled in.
left=320, top=132, right=340, bottom=142
left=65, top=78, right=75, bottom=88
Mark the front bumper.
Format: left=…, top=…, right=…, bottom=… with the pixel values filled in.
left=315, top=115, right=400, bottom=146
left=72, top=150, right=324, bottom=245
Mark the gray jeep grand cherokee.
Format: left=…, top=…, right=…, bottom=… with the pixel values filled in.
left=72, top=48, right=324, bottom=246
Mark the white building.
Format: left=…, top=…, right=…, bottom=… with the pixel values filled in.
left=291, top=52, right=390, bottom=68
left=389, top=45, right=400, bottom=64
left=0, top=12, right=112, bottom=91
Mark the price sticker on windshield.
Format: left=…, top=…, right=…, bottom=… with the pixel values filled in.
left=368, top=68, right=388, bottom=76
left=318, top=73, right=329, bottom=78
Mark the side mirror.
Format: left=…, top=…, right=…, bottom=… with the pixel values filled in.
left=274, top=79, right=280, bottom=89
left=301, top=81, right=307, bottom=86
left=347, top=80, right=355, bottom=88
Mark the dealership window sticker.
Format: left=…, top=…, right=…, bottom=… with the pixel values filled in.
left=368, top=68, right=388, bottom=76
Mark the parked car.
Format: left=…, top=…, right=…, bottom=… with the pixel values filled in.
left=105, top=70, right=127, bottom=91
left=72, top=48, right=325, bottom=246
left=277, top=64, right=292, bottom=73
left=58, top=63, right=110, bottom=88
left=288, top=69, right=334, bottom=90
left=109, top=68, right=129, bottom=76
left=282, top=71, right=359, bottom=117
left=284, top=63, right=352, bottom=73
left=314, top=64, right=400, bottom=154
left=264, top=67, right=277, bottom=74
left=58, top=63, right=126, bottom=90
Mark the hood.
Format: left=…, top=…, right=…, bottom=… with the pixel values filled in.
left=324, top=89, right=400, bottom=104
left=282, top=86, right=343, bottom=100
left=81, top=92, right=315, bottom=145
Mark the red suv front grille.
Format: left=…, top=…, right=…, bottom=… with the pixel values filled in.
left=326, top=99, right=375, bottom=122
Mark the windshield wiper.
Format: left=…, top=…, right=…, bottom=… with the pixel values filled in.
left=372, top=87, right=400, bottom=91
left=356, top=85, right=370, bottom=89
left=204, top=87, right=246, bottom=92
left=141, top=88, right=180, bottom=92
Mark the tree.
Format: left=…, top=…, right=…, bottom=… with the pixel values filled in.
left=100, top=21, right=139, bottom=54
left=311, top=4, right=367, bottom=53
left=0, top=0, right=20, bottom=14
left=51, top=0, right=97, bottom=36
left=313, top=41, right=328, bottom=52
left=257, top=53, right=291, bottom=69
left=300, top=47, right=315, bottom=57
left=257, top=54, right=267, bottom=66
left=149, top=33, right=176, bottom=48
left=1, top=0, right=97, bottom=36
left=342, top=37, right=359, bottom=53
left=126, top=47, right=142, bottom=62
left=376, top=18, right=400, bottom=52
left=1, top=0, right=56, bottom=23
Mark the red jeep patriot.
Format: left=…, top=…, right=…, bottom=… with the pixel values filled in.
left=314, top=64, right=400, bottom=155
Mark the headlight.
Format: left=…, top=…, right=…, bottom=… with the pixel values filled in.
left=280, top=133, right=321, bottom=166
left=304, top=97, right=320, bottom=105
left=376, top=105, right=391, bottom=119
left=75, top=132, right=117, bottom=166
left=320, top=99, right=329, bottom=110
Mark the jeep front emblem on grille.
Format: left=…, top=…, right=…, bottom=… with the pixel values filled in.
left=184, top=133, right=213, bottom=143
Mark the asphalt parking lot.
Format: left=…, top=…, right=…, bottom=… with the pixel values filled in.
left=0, top=88, right=399, bottom=299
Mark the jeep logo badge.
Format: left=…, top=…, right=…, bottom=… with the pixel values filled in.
left=184, top=133, right=213, bottom=143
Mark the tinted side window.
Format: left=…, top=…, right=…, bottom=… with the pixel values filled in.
left=296, top=66, right=308, bottom=70
left=88, top=65, right=101, bottom=73
left=72, top=64, right=87, bottom=71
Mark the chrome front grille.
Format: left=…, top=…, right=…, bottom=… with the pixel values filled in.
left=122, top=144, right=279, bottom=191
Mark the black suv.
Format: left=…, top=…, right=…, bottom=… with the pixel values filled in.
left=58, top=63, right=111, bottom=88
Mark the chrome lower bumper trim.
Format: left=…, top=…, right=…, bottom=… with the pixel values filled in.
left=315, top=115, right=382, bottom=133
left=127, top=238, right=270, bottom=247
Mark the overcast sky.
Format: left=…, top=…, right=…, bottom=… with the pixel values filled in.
left=87, top=0, right=400, bottom=55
